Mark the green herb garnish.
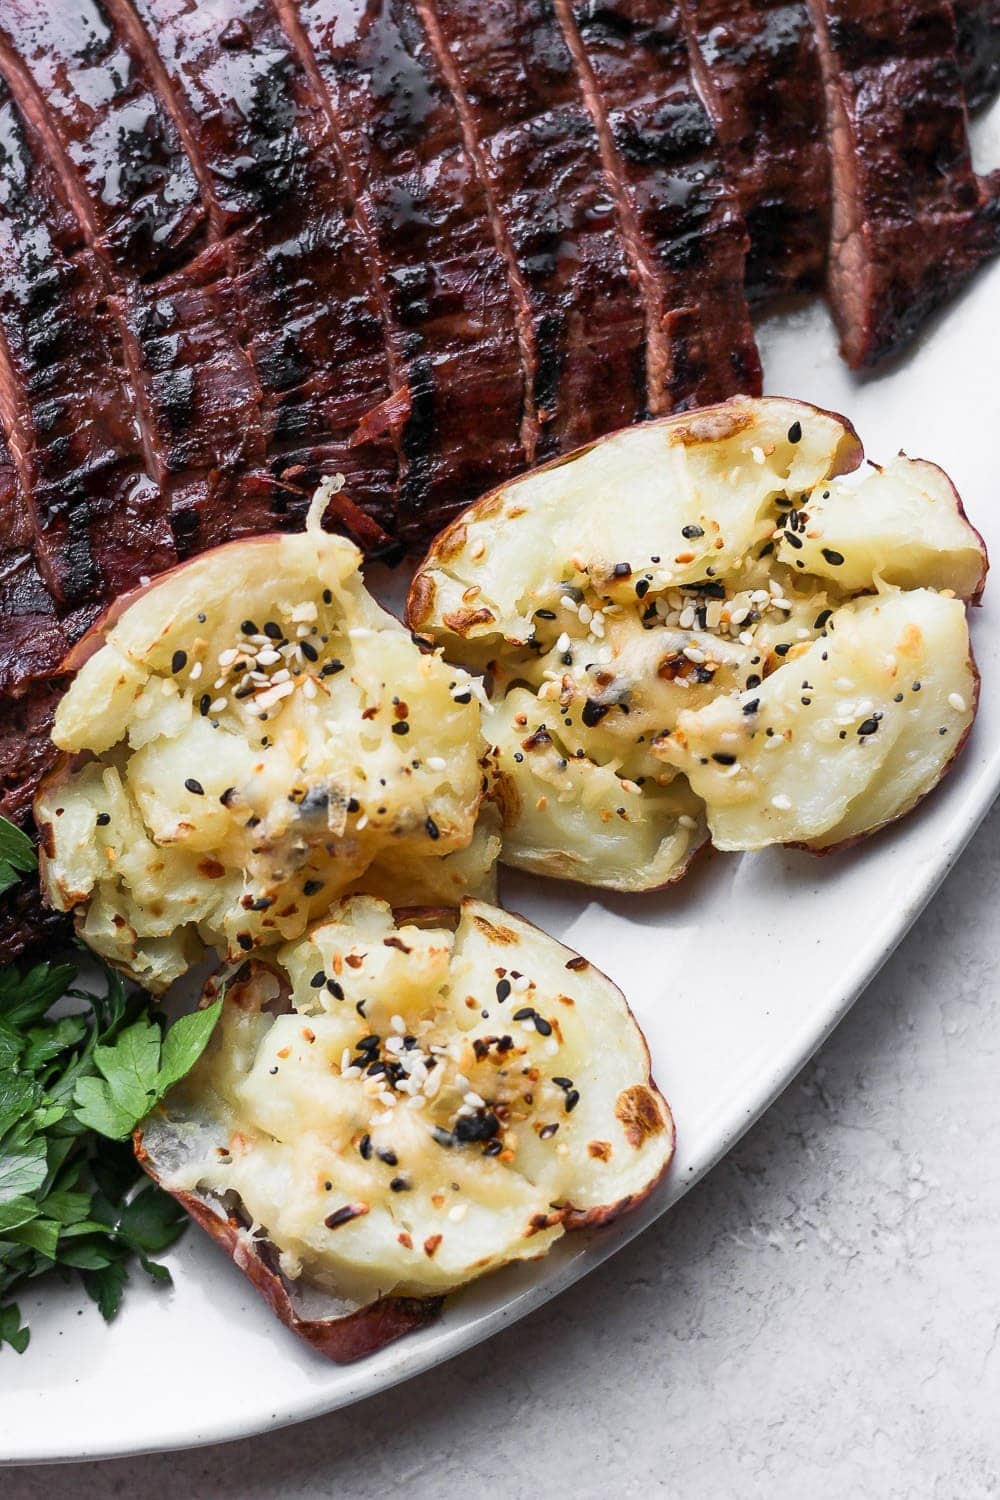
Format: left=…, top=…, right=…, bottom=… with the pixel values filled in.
left=0, top=814, right=37, bottom=898
left=0, top=954, right=221, bottom=1354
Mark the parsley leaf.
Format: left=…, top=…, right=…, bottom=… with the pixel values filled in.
left=0, top=958, right=222, bottom=1354
left=0, top=816, right=35, bottom=899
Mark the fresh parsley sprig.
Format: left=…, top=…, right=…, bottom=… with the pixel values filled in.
left=0, top=948, right=221, bottom=1354
left=0, top=815, right=36, bottom=899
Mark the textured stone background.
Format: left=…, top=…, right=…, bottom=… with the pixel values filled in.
left=7, top=803, right=1000, bottom=1498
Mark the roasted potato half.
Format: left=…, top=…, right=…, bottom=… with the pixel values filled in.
left=136, top=896, right=674, bottom=1360
left=408, top=398, right=986, bottom=884
left=35, top=489, right=492, bottom=991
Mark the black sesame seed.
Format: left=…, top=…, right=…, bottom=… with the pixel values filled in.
left=894, top=692, right=905, bottom=703
left=496, top=978, right=511, bottom=1002
left=912, top=681, right=922, bottom=692
left=775, top=643, right=791, bottom=657
left=268, top=1066, right=278, bottom=1075
left=564, top=1089, right=580, bottom=1113
left=326, top=979, right=344, bottom=1000
left=746, top=674, right=762, bottom=690
left=310, top=970, right=326, bottom=988
left=681, top=524, right=705, bottom=539
left=303, top=879, right=323, bottom=896
left=389, top=1177, right=410, bottom=1193
left=347, top=796, right=360, bottom=813
left=784, top=531, right=803, bottom=550
left=197, top=693, right=210, bottom=716
left=482, top=1139, right=503, bottom=1157
left=322, top=590, right=333, bottom=605
left=300, top=639, right=319, bottom=662
left=635, top=579, right=650, bottom=599
left=425, top=816, right=440, bottom=840
left=455, top=1110, right=501, bottom=1143
left=452, top=690, right=472, bottom=704
left=324, top=1205, right=362, bottom=1229
left=377, top=1148, right=398, bottom=1166
left=391, top=721, right=410, bottom=735
left=263, top=621, right=282, bottom=639
left=711, top=752, right=737, bottom=765
left=814, top=609, right=833, bottom=630
left=758, top=542, right=775, bottom=559
left=787, top=420, right=802, bottom=443
left=513, top=1007, right=534, bottom=1022
left=171, top=649, right=188, bottom=674
left=184, top=778, right=204, bottom=795
left=534, top=608, right=557, bottom=619
left=241, top=620, right=258, bottom=635
left=939, top=726, right=948, bottom=736
left=356, top=1035, right=380, bottom=1053
left=220, top=787, right=238, bottom=807
left=582, top=698, right=610, bottom=728
left=250, top=897, right=272, bottom=911
left=539, top=1123, right=559, bottom=1140
left=821, top=548, right=845, bottom=566
left=513, top=751, right=524, bottom=763
left=612, top=562, right=632, bottom=577
left=321, top=659, right=345, bottom=677
left=857, top=717, right=880, bottom=736
left=742, top=698, right=760, bottom=716
left=533, top=1015, right=553, bottom=1038
left=432, top=1126, right=457, bottom=1149
left=801, top=696, right=811, bottom=706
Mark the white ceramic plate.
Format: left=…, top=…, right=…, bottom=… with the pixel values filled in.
left=4, top=114, right=1000, bottom=1465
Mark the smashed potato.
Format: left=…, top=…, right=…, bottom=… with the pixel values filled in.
left=35, top=493, right=491, bottom=990
left=137, top=897, right=674, bottom=1355
left=409, top=398, right=986, bottom=884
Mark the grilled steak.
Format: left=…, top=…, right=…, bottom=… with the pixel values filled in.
left=421, top=0, right=649, bottom=458
left=678, top=0, right=831, bottom=300
left=283, top=0, right=527, bottom=539
left=806, top=0, right=1000, bottom=368
left=555, top=0, right=761, bottom=406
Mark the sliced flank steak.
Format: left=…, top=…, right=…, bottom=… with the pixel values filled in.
left=554, top=0, right=762, bottom=407
left=806, top=0, right=1000, bottom=367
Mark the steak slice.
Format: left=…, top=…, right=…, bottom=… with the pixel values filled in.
left=277, top=0, right=527, bottom=538
left=953, top=0, right=1000, bottom=109
left=554, top=0, right=761, bottom=408
left=806, top=0, right=1000, bottom=367
left=0, top=0, right=204, bottom=277
left=677, top=0, right=831, bottom=300
left=420, top=0, right=648, bottom=459
left=124, top=0, right=400, bottom=539
left=0, top=0, right=284, bottom=559
left=0, top=75, right=175, bottom=608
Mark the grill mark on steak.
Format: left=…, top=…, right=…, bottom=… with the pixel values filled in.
left=554, top=0, right=761, bottom=406
left=677, top=0, right=831, bottom=300
left=424, top=0, right=648, bottom=457
left=276, top=0, right=527, bottom=538
left=0, top=76, right=175, bottom=608
left=124, top=0, right=402, bottom=540
left=806, top=0, right=1000, bottom=367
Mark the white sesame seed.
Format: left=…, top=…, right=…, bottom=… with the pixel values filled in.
left=356, top=814, right=369, bottom=831
left=739, top=631, right=754, bottom=646
left=348, top=627, right=373, bottom=639
left=448, top=1204, right=468, bottom=1223
left=678, top=814, right=697, bottom=830
left=556, top=632, right=571, bottom=653
left=751, top=445, right=765, bottom=465
left=378, top=1091, right=395, bottom=1108
left=730, top=606, right=750, bottom=625
left=341, top=1066, right=362, bottom=1080
left=209, top=697, right=227, bottom=713
left=578, top=603, right=593, bottom=625
left=511, top=974, right=531, bottom=993
left=560, top=595, right=577, bottom=613
left=256, top=649, right=281, bottom=666
left=683, top=645, right=706, bottom=664
left=464, top=1091, right=486, bottom=1108
left=948, top=692, right=967, bottom=712
left=218, top=648, right=239, bottom=667
left=406, top=1094, right=426, bottom=1109
left=678, top=606, right=696, bottom=629
left=426, top=755, right=447, bottom=771
left=189, top=661, right=203, bottom=681
left=391, top=1014, right=406, bottom=1034
left=340, top=1048, right=352, bottom=1073
left=303, top=678, right=317, bottom=699
left=771, top=793, right=792, bottom=810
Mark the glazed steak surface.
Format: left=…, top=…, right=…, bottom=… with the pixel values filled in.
left=556, top=0, right=761, bottom=407
left=678, top=0, right=831, bottom=300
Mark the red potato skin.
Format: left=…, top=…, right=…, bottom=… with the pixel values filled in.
left=134, top=1131, right=443, bottom=1364
left=406, top=396, right=866, bottom=632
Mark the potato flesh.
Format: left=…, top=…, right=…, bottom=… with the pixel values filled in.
left=776, top=457, right=986, bottom=599
left=35, top=525, right=487, bottom=990
left=157, top=898, right=673, bottom=1302
left=410, top=398, right=986, bottom=877
left=655, top=591, right=976, bottom=850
